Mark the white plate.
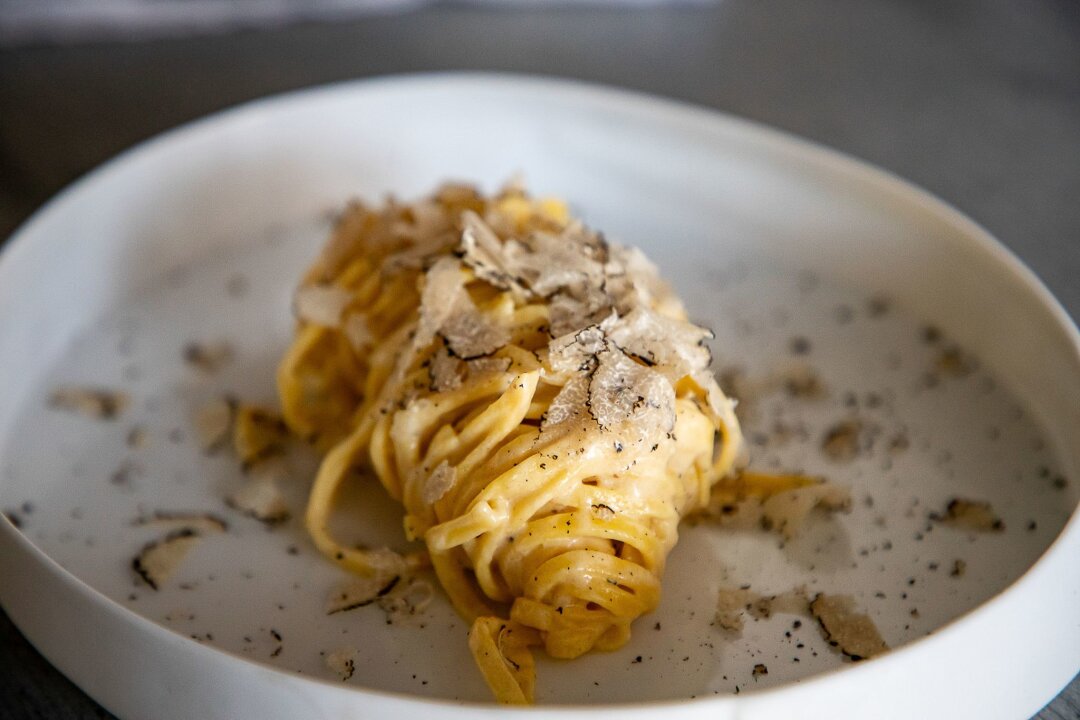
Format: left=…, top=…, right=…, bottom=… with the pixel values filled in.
left=1, top=74, right=1078, bottom=720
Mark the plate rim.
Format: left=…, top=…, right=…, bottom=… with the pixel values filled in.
left=1, top=71, right=1078, bottom=717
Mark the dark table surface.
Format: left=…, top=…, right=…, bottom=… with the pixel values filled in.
left=0, top=1, right=1078, bottom=717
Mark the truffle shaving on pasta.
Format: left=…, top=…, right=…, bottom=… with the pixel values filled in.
left=278, top=182, right=755, bottom=703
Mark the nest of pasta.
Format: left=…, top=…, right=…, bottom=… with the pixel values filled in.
left=278, top=182, right=745, bottom=703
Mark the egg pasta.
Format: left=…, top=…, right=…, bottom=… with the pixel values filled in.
left=278, top=183, right=748, bottom=703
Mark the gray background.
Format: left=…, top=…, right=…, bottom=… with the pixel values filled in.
left=0, top=1, right=1077, bottom=717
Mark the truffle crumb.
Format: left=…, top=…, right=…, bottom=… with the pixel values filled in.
left=752, top=663, right=768, bottom=678
left=325, top=648, right=357, bottom=681
left=866, top=295, right=890, bottom=317
left=821, top=421, right=863, bottom=462
left=49, top=387, right=129, bottom=420
left=182, top=341, right=234, bottom=374
left=126, top=426, right=148, bottom=448
left=783, top=364, right=825, bottom=399
left=936, top=346, right=975, bottom=377
left=932, top=498, right=1004, bottom=532
left=888, top=433, right=910, bottom=454
left=809, top=593, right=888, bottom=661
left=195, top=396, right=236, bottom=452
left=950, top=559, right=967, bottom=578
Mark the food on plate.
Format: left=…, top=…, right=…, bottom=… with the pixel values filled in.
left=276, top=182, right=835, bottom=703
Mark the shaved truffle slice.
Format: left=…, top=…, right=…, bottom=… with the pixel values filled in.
left=306, top=202, right=371, bottom=282
left=548, top=325, right=606, bottom=376
left=226, top=465, right=290, bottom=524
left=132, top=528, right=202, bottom=590
left=294, top=283, right=353, bottom=328
left=421, top=460, right=457, bottom=505
left=429, top=346, right=466, bottom=392
left=382, top=229, right=458, bottom=273
left=414, top=257, right=467, bottom=352
left=500, top=225, right=605, bottom=298
left=588, top=347, right=675, bottom=435
left=459, top=211, right=527, bottom=296
left=547, top=288, right=611, bottom=338
left=378, top=576, right=434, bottom=625
left=326, top=574, right=402, bottom=614
left=467, top=356, right=512, bottom=380
left=933, top=498, right=1004, bottom=532
left=325, top=648, right=357, bottom=681
left=342, top=314, right=373, bottom=352
left=195, top=396, right=236, bottom=452
left=419, top=258, right=511, bottom=361
left=760, top=483, right=852, bottom=539
left=182, top=341, right=233, bottom=374
left=232, top=405, right=289, bottom=469
left=605, top=245, right=681, bottom=317
left=49, top=387, right=128, bottom=420
left=809, top=594, right=888, bottom=661
left=441, top=305, right=509, bottom=359
left=606, top=307, right=712, bottom=380
left=133, top=511, right=228, bottom=534
left=542, top=375, right=590, bottom=429
left=409, top=200, right=452, bottom=238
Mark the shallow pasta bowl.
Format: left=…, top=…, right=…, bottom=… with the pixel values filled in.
left=0, top=73, right=1077, bottom=719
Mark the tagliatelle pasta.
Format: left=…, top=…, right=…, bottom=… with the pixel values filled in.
left=278, top=182, right=778, bottom=703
